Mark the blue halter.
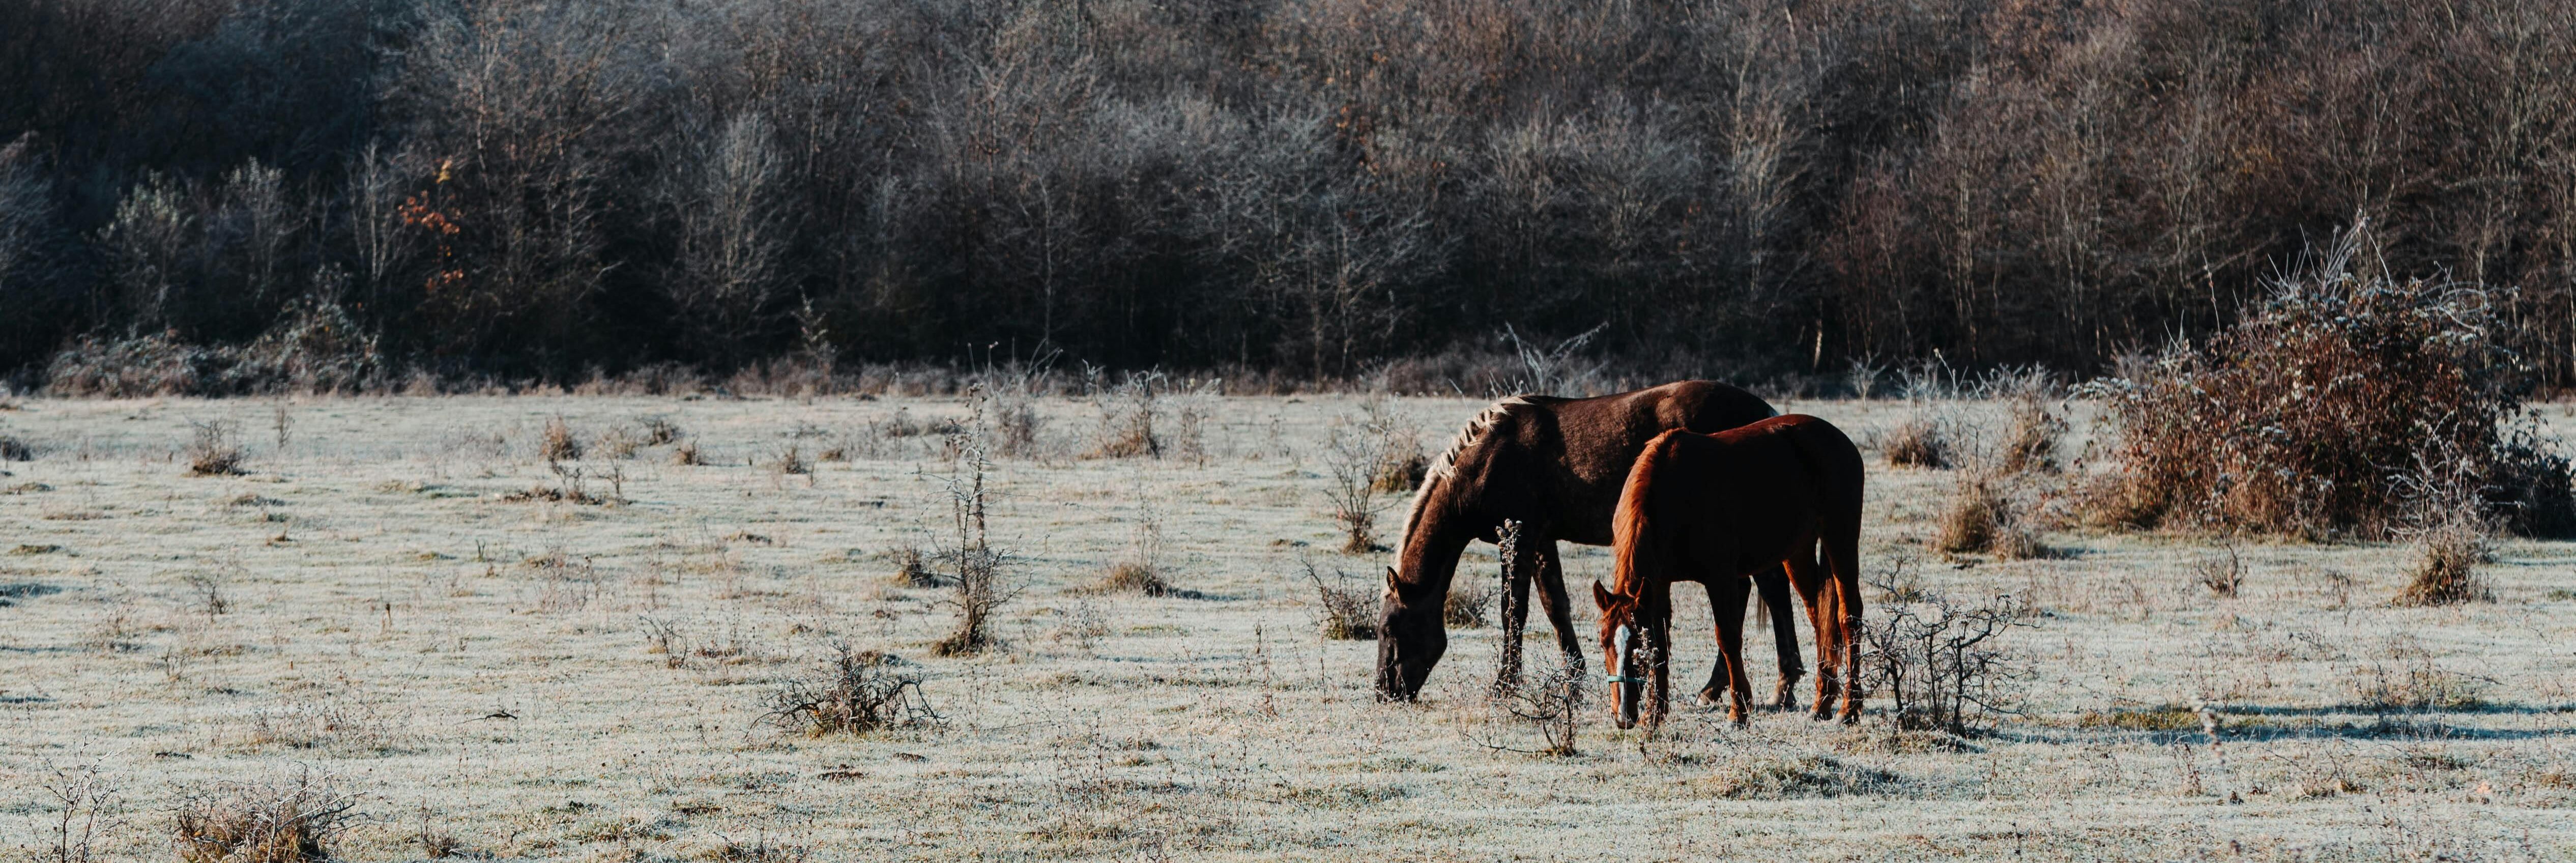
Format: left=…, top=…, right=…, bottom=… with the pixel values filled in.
left=1605, top=625, right=1646, bottom=684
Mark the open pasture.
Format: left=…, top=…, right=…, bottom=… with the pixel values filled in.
left=3, top=393, right=2573, bottom=861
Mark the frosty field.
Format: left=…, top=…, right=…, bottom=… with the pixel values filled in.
left=3, top=393, right=2572, bottom=861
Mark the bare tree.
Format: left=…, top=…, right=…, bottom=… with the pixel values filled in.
left=666, top=112, right=787, bottom=360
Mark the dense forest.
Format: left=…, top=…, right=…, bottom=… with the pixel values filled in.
left=2, top=0, right=2572, bottom=390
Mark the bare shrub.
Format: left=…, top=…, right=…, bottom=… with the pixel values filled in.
left=1499, top=322, right=1607, bottom=396
left=2087, top=225, right=2575, bottom=538
left=1300, top=557, right=1376, bottom=640
left=1859, top=584, right=2033, bottom=735
left=761, top=644, right=941, bottom=736
left=172, top=766, right=360, bottom=863
left=185, top=420, right=245, bottom=476
left=40, top=760, right=123, bottom=863
left=2193, top=544, right=2245, bottom=598
left=638, top=616, right=686, bottom=669
left=1844, top=356, right=1888, bottom=400
left=930, top=417, right=1016, bottom=656
left=0, top=433, right=33, bottom=461
left=502, top=460, right=613, bottom=505
left=1320, top=406, right=1398, bottom=553
left=539, top=416, right=582, bottom=462
left=184, top=567, right=233, bottom=617
left=1472, top=646, right=1583, bottom=757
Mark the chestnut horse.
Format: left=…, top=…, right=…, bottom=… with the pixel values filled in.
left=1376, top=381, right=1806, bottom=706
left=1593, top=415, right=1865, bottom=729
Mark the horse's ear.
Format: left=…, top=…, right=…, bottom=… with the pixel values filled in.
left=1384, top=566, right=1400, bottom=594
left=1591, top=580, right=1612, bottom=611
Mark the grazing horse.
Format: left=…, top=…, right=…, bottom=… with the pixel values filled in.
left=1375, top=381, right=1806, bottom=706
left=1593, top=415, right=1866, bottom=729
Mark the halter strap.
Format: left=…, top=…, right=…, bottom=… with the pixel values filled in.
left=1603, top=674, right=1647, bottom=684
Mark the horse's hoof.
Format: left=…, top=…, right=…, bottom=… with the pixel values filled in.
left=1696, top=688, right=1725, bottom=707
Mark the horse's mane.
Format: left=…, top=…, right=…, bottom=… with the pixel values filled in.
left=1403, top=394, right=1540, bottom=528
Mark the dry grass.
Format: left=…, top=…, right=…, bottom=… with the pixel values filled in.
left=1093, top=562, right=1174, bottom=596
left=2396, top=522, right=2493, bottom=607
left=2, top=394, right=2571, bottom=859
left=539, top=415, right=583, bottom=461
left=1933, top=473, right=2041, bottom=560
left=1881, top=416, right=1950, bottom=469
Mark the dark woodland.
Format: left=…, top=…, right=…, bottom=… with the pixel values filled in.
left=3, top=0, right=2573, bottom=389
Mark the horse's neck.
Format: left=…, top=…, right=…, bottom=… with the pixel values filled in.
left=1396, top=491, right=1472, bottom=589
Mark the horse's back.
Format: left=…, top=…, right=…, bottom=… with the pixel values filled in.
left=1521, top=382, right=1776, bottom=541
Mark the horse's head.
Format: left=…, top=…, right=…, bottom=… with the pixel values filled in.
left=1375, top=566, right=1443, bottom=701
left=1592, top=580, right=1649, bottom=729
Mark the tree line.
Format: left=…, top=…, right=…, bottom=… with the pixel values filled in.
left=3, top=0, right=2572, bottom=388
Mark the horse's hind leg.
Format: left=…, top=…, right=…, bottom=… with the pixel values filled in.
left=1783, top=542, right=1839, bottom=722
left=1823, top=514, right=1866, bottom=725
left=1755, top=565, right=1802, bottom=711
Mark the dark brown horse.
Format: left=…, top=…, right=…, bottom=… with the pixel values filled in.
left=1375, top=381, right=1803, bottom=704
left=1593, top=415, right=1866, bottom=729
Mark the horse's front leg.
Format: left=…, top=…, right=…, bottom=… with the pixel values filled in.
left=1696, top=579, right=1734, bottom=706
left=1530, top=540, right=1585, bottom=673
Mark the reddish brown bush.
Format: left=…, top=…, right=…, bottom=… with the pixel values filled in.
left=2088, top=230, right=2573, bottom=538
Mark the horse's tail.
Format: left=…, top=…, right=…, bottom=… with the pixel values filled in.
left=1611, top=430, right=1679, bottom=597
left=1780, top=414, right=1867, bottom=722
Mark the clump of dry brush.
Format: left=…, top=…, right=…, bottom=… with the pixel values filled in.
left=762, top=644, right=942, bottom=736
left=2085, top=225, right=2573, bottom=542
left=184, top=419, right=246, bottom=476
left=173, top=766, right=360, bottom=863
left=1931, top=368, right=2065, bottom=560
left=1300, top=555, right=1377, bottom=640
